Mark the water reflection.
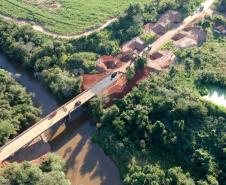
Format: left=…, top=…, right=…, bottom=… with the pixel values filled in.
left=0, top=52, right=58, bottom=115
left=0, top=52, right=122, bottom=185
left=204, top=86, right=226, bottom=108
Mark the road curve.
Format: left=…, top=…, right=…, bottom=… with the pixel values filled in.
left=0, top=14, right=117, bottom=40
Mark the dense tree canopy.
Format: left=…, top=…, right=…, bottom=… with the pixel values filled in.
left=91, top=30, right=226, bottom=185
left=0, top=69, right=40, bottom=146
left=0, top=154, right=70, bottom=185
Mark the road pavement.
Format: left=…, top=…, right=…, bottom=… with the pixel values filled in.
left=0, top=0, right=214, bottom=163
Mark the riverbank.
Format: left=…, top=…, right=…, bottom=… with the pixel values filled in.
left=0, top=52, right=58, bottom=116
left=51, top=115, right=122, bottom=185
left=0, top=52, right=122, bottom=185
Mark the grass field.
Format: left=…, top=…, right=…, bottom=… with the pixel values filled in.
left=0, top=0, right=150, bottom=35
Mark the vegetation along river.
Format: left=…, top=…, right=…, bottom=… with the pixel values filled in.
left=0, top=52, right=122, bottom=185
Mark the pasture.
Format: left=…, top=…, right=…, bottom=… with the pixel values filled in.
left=0, top=0, right=150, bottom=34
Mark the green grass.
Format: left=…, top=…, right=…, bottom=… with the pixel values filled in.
left=0, top=0, right=150, bottom=35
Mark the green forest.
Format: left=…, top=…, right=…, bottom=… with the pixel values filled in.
left=91, top=19, right=226, bottom=185
left=0, top=0, right=203, bottom=103
left=0, top=0, right=225, bottom=184
left=0, top=154, right=70, bottom=185
left=0, top=69, right=40, bottom=146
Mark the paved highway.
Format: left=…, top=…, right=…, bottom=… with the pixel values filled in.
left=0, top=0, right=214, bottom=163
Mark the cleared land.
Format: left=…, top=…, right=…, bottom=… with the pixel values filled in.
left=0, top=0, right=150, bottom=35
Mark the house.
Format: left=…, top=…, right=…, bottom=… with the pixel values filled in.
left=152, top=23, right=167, bottom=35
left=172, top=33, right=186, bottom=41
left=214, top=25, right=226, bottom=35
left=144, top=22, right=166, bottom=36
left=96, top=55, right=118, bottom=73
left=184, top=27, right=207, bottom=43
left=172, top=27, right=206, bottom=49
left=174, top=37, right=197, bottom=49
left=159, top=10, right=182, bottom=24
left=144, top=10, right=182, bottom=36
left=144, top=23, right=154, bottom=33
left=122, top=37, right=145, bottom=54
left=117, top=50, right=134, bottom=62
left=147, top=50, right=176, bottom=71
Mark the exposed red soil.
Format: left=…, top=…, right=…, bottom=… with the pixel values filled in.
left=82, top=60, right=124, bottom=90
left=105, top=67, right=151, bottom=103
left=82, top=72, right=109, bottom=90
left=0, top=154, right=48, bottom=169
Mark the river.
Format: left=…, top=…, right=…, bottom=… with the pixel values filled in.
left=204, top=86, right=226, bottom=108
left=0, top=53, right=122, bottom=185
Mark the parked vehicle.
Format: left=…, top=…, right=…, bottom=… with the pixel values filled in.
left=75, top=101, right=82, bottom=107
left=199, top=6, right=204, bottom=12
left=111, top=72, right=118, bottom=80
left=48, top=111, right=57, bottom=120
left=148, top=44, right=152, bottom=50
left=62, top=107, right=67, bottom=112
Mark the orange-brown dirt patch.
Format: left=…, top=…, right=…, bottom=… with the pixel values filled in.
left=105, top=67, right=151, bottom=101
left=0, top=154, right=48, bottom=169
left=82, top=60, right=124, bottom=90
left=82, top=72, right=109, bottom=90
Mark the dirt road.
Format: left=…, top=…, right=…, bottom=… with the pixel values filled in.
left=0, top=14, right=117, bottom=40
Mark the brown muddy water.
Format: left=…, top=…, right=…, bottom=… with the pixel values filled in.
left=0, top=53, right=122, bottom=185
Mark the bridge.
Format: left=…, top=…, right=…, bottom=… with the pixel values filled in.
left=0, top=0, right=214, bottom=162
left=0, top=62, right=131, bottom=162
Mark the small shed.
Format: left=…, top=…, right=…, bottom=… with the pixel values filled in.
left=122, top=37, right=145, bottom=54
left=173, top=37, right=197, bottom=49
left=214, top=25, right=226, bottom=35
left=152, top=23, right=167, bottom=35
left=96, top=55, right=118, bottom=73
left=117, top=50, right=134, bottom=62
left=147, top=50, right=176, bottom=71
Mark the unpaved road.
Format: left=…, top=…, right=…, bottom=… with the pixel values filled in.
left=149, top=1, right=214, bottom=54
left=0, top=14, right=117, bottom=40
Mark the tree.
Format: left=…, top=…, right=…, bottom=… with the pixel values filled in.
left=0, top=69, right=40, bottom=147
left=0, top=120, right=15, bottom=146
left=135, top=57, right=147, bottom=71
left=1, top=155, right=70, bottom=185
left=41, top=154, right=65, bottom=173
left=40, top=171, right=70, bottom=185
left=167, top=167, right=195, bottom=185
left=201, top=20, right=211, bottom=30
left=185, top=58, right=193, bottom=75
left=2, top=162, right=42, bottom=185
left=192, top=149, right=218, bottom=178
left=89, top=98, right=104, bottom=123
left=41, top=67, right=82, bottom=101
left=124, top=164, right=166, bottom=185
left=126, top=67, right=135, bottom=81
left=140, top=32, right=156, bottom=45
left=150, top=121, right=168, bottom=146
left=169, top=66, right=178, bottom=78
left=101, top=105, right=120, bottom=126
